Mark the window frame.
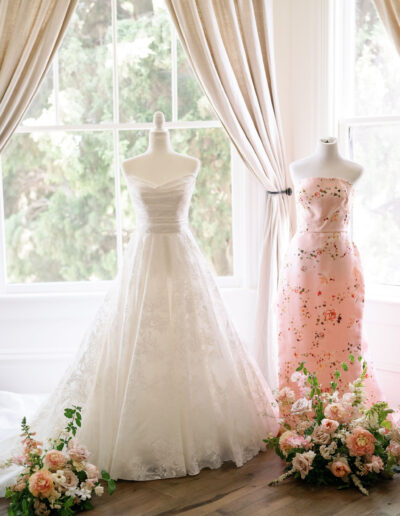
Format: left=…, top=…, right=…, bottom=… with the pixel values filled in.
left=335, top=0, right=400, bottom=301
left=0, top=0, right=261, bottom=295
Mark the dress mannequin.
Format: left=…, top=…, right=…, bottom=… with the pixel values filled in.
left=122, top=111, right=199, bottom=184
left=290, top=137, right=363, bottom=184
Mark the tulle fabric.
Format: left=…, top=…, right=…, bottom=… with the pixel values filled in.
left=0, top=173, right=278, bottom=494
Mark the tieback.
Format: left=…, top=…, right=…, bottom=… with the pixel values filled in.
left=267, top=187, right=292, bottom=196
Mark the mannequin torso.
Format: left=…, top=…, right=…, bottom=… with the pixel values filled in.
left=290, top=137, right=363, bottom=184
left=122, top=111, right=199, bottom=186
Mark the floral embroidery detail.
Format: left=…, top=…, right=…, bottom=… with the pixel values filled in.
left=278, top=177, right=381, bottom=404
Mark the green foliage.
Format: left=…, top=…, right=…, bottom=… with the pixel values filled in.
left=101, top=470, right=116, bottom=495
left=3, top=0, right=232, bottom=282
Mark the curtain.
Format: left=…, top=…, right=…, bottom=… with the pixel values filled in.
left=0, top=0, right=77, bottom=153
left=374, top=0, right=400, bottom=53
left=165, top=0, right=296, bottom=389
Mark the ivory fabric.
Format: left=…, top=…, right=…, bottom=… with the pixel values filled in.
left=0, top=169, right=279, bottom=493
left=374, top=0, right=400, bottom=54
left=0, top=0, right=77, bottom=153
left=165, top=0, right=296, bottom=389
left=278, top=177, right=383, bottom=403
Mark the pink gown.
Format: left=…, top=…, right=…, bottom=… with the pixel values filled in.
left=277, top=176, right=382, bottom=403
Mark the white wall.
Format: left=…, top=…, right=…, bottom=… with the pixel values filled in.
left=0, top=0, right=399, bottom=409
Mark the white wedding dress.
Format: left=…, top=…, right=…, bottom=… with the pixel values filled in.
left=0, top=170, right=278, bottom=493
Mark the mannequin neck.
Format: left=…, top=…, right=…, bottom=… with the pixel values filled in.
left=148, top=131, right=173, bottom=153
left=315, top=138, right=340, bottom=161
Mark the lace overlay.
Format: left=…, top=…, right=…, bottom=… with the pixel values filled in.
left=0, top=172, right=278, bottom=492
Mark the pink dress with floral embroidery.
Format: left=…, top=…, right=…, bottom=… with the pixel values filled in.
left=277, top=176, right=382, bottom=403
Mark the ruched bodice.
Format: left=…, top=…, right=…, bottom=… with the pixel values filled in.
left=296, top=176, right=352, bottom=233
left=125, top=174, right=196, bottom=233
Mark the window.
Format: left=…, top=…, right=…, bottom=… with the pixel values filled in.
left=0, top=0, right=237, bottom=291
left=338, top=0, right=400, bottom=287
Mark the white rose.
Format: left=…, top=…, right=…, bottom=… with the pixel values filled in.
left=94, top=485, right=104, bottom=496
left=291, top=397, right=312, bottom=415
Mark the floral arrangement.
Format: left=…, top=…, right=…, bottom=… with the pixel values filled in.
left=3, top=406, right=115, bottom=515
left=266, top=355, right=400, bottom=495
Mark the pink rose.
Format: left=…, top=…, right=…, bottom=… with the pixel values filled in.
left=321, top=418, right=339, bottom=434
left=68, top=441, right=89, bottom=462
left=292, top=451, right=316, bottom=479
left=346, top=427, right=376, bottom=456
left=387, top=440, right=400, bottom=461
left=62, top=469, right=79, bottom=489
left=324, top=403, right=353, bottom=424
left=366, top=455, right=383, bottom=473
left=44, top=450, right=68, bottom=471
left=311, top=425, right=331, bottom=445
left=84, top=463, right=99, bottom=481
left=279, top=431, right=311, bottom=456
left=329, top=458, right=351, bottom=478
left=28, top=469, right=54, bottom=498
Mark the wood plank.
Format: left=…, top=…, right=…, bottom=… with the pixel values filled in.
left=0, top=450, right=399, bottom=515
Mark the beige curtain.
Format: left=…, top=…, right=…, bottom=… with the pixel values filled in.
left=166, top=0, right=296, bottom=389
left=374, top=0, right=400, bottom=53
left=0, top=0, right=77, bottom=153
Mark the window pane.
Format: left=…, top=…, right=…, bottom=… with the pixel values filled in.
left=118, top=130, right=149, bottom=245
left=177, top=41, right=216, bottom=121
left=58, top=0, right=113, bottom=124
left=350, top=124, right=400, bottom=286
left=355, top=0, right=400, bottom=116
left=118, top=0, right=172, bottom=123
left=171, top=128, right=232, bottom=276
left=2, top=132, right=117, bottom=282
left=22, top=63, right=56, bottom=126
left=118, top=128, right=232, bottom=276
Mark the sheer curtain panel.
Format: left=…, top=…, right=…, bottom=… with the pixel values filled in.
left=165, top=0, right=296, bottom=390
left=0, top=0, right=77, bottom=153
left=374, top=0, right=400, bottom=53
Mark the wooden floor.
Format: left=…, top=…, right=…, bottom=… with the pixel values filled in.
left=1, top=450, right=399, bottom=515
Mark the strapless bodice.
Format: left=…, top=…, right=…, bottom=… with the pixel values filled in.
left=295, top=176, right=353, bottom=233
left=125, top=173, right=196, bottom=233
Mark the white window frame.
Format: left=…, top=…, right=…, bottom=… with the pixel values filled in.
left=334, top=0, right=400, bottom=302
left=0, top=0, right=263, bottom=296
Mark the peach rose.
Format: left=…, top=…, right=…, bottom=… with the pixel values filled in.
left=321, top=418, right=339, bottom=434
left=44, top=450, right=68, bottom=471
left=28, top=469, right=54, bottom=498
left=84, top=463, right=99, bottom=481
left=324, top=403, right=352, bottom=424
left=329, top=458, right=351, bottom=478
left=346, top=427, right=376, bottom=456
left=67, top=441, right=89, bottom=463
